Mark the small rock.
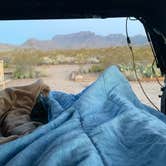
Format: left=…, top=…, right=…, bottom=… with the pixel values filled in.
left=74, top=75, right=83, bottom=81
left=69, top=71, right=83, bottom=81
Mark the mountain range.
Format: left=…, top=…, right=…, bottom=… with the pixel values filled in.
left=0, top=31, right=148, bottom=50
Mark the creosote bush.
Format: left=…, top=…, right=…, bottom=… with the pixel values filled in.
left=12, top=49, right=42, bottom=79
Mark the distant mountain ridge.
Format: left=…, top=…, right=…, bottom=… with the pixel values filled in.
left=0, top=43, right=17, bottom=50
left=0, top=31, right=148, bottom=50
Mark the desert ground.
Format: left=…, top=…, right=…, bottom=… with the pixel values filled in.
left=5, top=64, right=162, bottom=109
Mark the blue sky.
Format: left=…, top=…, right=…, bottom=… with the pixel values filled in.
left=0, top=18, right=146, bottom=45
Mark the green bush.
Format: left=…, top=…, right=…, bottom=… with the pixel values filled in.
left=88, top=65, right=105, bottom=73
left=12, top=49, right=42, bottom=66
left=12, top=49, right=42, bottom=79
left=13, top=65, right=36, bottom=79
left=119, top=63, right=161, bottom=80
left=0, top=46, right=154, bottom=66
left=0, top=46, right=159, bottom=80
left=89, top=63, right=161, bottom=81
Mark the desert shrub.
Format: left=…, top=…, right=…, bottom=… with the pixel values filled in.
left=41, top=57, right=56, bottom=65
left=0, top=46, right=154, bottom=65
left=89, top=62, right=161, bottom=81
left=54, top=55, right=76, bottom=64
left=0, top=46, right=157, bottom=80
left=119, top=63, right=161, bottom=80
left=88, top=65, right=105, bottom=73
left=13, top=65, right=34, bottom=79
left=140, top=64, right=161, bottom=78
left=12, top=49, right=42, bottom=79
left=12, top=49, right=42, bottom=65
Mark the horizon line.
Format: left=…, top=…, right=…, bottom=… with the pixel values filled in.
left=0, top=31, right=146, bottom=46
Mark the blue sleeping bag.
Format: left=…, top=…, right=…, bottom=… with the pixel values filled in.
left=1, top=65, right=166, bottom=166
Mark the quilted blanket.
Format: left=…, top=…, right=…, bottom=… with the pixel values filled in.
left=0, top=66, right=166, bottom=166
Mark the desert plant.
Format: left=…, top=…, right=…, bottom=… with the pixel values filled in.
left=119, top=63, right=161, bottom=80
left=13, top=64, right=38, bottom=79
left=12, top=49, right=42, bottom=79
left=88, top=65, right=105, bottom=73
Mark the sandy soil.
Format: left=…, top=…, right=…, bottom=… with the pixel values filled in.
left=5, top=64, right=162, bottom=109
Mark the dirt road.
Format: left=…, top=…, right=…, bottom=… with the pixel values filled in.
left=6, top=64, right=162, bottom=109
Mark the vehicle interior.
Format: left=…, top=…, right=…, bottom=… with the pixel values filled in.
left=0, top=0, right=166, bottom=165
left=0, top=0, right=165, bottom=111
